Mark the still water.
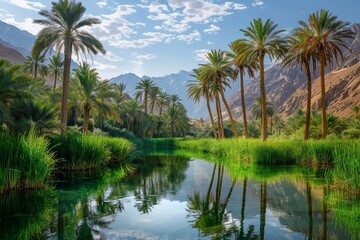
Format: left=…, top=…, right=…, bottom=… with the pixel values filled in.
left=0, top=152, right=359, bottom=239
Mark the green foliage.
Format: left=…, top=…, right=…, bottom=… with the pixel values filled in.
left=49, top=134, right=138, bottom=170
left=0, top=132, right=55, bottom=191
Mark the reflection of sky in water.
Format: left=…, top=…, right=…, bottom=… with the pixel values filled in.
left=85, top=158, right=348, bottom=240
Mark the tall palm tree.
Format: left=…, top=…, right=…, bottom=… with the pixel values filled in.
left=228, top=40, right=258, bottom=138
left=169, top=94, right=183, bottom=108
left=201, top=49, right=238, bottom=137
left=120, top=99, right=143, bottom=131
left=149, top=86, right=160, bottom=114
left=23, top=52, right=48, bottom=79
left=135, top=79, right=156, bottom=115
left=187, top=68, right=217, bottom=138
left=163, top=105, right=188, bottom=138
left=70, top=63, right=109, bottom=134
left=240, top=18, right=288, bottom=141
left=33, top=0, right=106, bottom=134
left=252, top=97, right=275, bottom=131
left=299, top=10, right=354, bottom=139
left=48, top=54, right=64, bottom=91
left=283, top=30, right=316, bottom=140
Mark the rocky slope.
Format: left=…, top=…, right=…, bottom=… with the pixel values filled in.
left=0, top=43, right=25, bottom=64
left=227, top=23, right=360, bottom=120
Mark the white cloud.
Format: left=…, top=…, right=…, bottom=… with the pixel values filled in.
left=129, top=60, right=144, bottom=65
left=252, top=0, right=265, bottom=7
left=193, top=49, right=210, bottom=61
left=109, top=32, right=173, bottom=48
left=136, top=54, right=156, bottom=60
left=6, top=0, right=45, bottom=11
left=103, top=51, right=124, bottom=62
left=233, top=3, right=247, bottom=10
left=92, top=61, right=116, bottom=71
left=177, top=30, right=201, bottom=43
left=3, top=17, right=42, bottom=35
left=96, top=0, right=107, bottom=8
left=207, top=41, right=214, bottom=45
left=204, top=24, right=220, bottom=34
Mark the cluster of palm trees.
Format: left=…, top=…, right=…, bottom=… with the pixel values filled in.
left=188, top=10, right=354, bottom=141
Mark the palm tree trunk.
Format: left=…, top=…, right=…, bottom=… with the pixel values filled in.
left=320, top=49, right=327, bottom=139
left=240, top=68, right=249, bottom=138
left=206, top=95, right=217, bottom=139
left=205, top=164, right=217, bottom=210
left=61, top=41, right=72, bottom=134
left=83, top=108, right=90, bottom=134
left=239, top=178, right=247, bottom=238
left=159, top=105, right=163, bottom=117
left=260, top=54, right=267, bottom=141
left=144, top=92, right=148, bottom=115
left=306, top=181, right=313, bottom=240
left=218, top=80, right=238, bottom=137
left=92, top=109, right=95, bottom=131
left=151, top=101, right=155, bottom=114
left=34, top=64, right=38, bottom=79
left=53, top=74, right=57, bottom=91
left=304, top=59, right=312, bottom=141
left=215, top=96, right=222, bottom=138
left=215, top=95, right=224, bottom=138
left=99, top=112, right=103, bottom=129
left=260, top=181, right=267, bottom=240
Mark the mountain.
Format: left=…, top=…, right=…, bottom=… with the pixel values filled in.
left=0, top=20, right=79, bottom=69
left=0, top=42, right=25, bottom=64
left=110, top=70, right=242, bottom=118
left=227, top=23, right=360, bottom=120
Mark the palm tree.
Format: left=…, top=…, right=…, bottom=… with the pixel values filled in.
left=23, top=52, right=48, bottom=79
left=169, top=94, right=183, bottom=108
left=187, top=68, right=217, bottom=138
left=70, top=63, right=109, bottom=134
left=240, top=18, right=288, bottom=140
left=120, top=99, right=143, bottom=131
left=252, top=97, right=275, bottom=131
left=299, top=10, right=354, bottom=139
left=48, top=54, right=64, bottom=91
left=157, top=90, right=170, bottom=117
left=33, top=0, right=106, bottom=134
left=0, top=60, right=31, bottom=128
left=135, top=79, right=156, bottom=115
left=149, top=86, right=160, bottom=114
left=163, top=105, right=188, bottom=138
left=283, top=30, right=316, bottom=140
left=228, top=40, right=258, bottom=138
left=201, top=49, right=238, bottom=137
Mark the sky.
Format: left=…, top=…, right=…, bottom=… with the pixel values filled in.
left=1, top=0, right=360, bottom=79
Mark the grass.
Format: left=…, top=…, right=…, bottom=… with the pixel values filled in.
left=0, top=132, right=55, bottom=192
left=49, top=134, right=138, bottom=171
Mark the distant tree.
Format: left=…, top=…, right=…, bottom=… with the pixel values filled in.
left=135, top=79, right=156, bottom=115
left=48, top=54, right=64, bottom=91
left=23, top=52, right=48, bottom=79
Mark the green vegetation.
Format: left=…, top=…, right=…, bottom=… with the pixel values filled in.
left=50, top=134, right=138, bottom=170
left=0, top=132, right=55, bottom=192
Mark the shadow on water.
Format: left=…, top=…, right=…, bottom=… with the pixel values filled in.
left=0, top=151, right=359, bottom=239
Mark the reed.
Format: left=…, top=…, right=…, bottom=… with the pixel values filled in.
left=0, top=132, right=55, bottom=191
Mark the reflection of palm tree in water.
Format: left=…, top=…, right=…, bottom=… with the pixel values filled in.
left=306, top=181, right=313, bottom=240
left=186, top=164, right=236, bottom=238
left=260, top=181, right=267, bottom=240
left=322, top=187, right=328, bottom=240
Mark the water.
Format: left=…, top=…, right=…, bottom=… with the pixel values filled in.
left=0, top=152, right=359, bottom=240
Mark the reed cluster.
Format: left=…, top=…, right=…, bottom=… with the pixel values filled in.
left=0, top=132, right=55, bottom=192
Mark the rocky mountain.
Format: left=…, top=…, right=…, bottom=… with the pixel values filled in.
left=0, top=20, right=78, bottom=69
left=110, top=71, right=241, bottom=118
left=0, top=42, right=25, bottom=64
left=227, top=23, right=360, bottom=120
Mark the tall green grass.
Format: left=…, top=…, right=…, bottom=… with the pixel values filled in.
left=0, top=132, right=55, bottom=192
left=50, top=134, right=138, bottom=170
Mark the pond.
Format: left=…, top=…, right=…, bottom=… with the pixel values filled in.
left=0, top=152, right=359, bottom=240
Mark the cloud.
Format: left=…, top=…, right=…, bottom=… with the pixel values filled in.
left=103, top=51, right=124, bottom=62
left=6, top=0, right=46, bottom=11
left=96, top=0, right=107, bottom=8
left=136, top=54, right=156, bottom=60
left=252, top=0, right=265, bottom=7
left=204, top=24, right=220, bottom=34
left=3, top=17, right=42, bottom=35
left=109, top=32, right=173, bottom=48
left=91, top=61, right=116, bottom=71
left=207, top=41, right=214, bottom=45
left=177, top=30, right=201, bottom=43
left=193, top=49, right=210, bottom=61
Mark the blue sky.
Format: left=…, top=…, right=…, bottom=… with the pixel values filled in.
left=1, top=0, right=360, bottom=79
